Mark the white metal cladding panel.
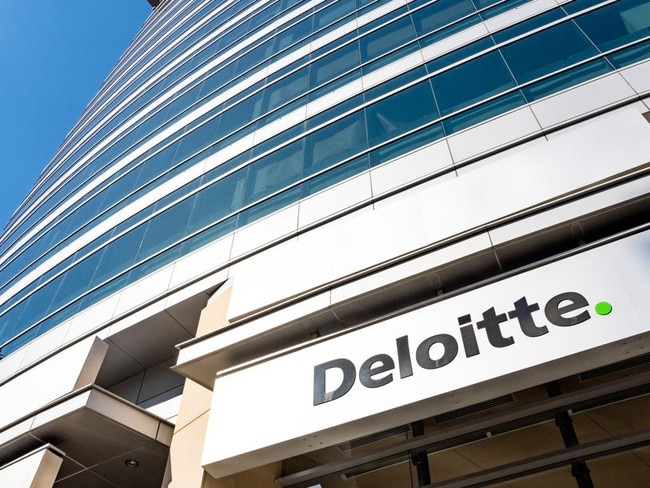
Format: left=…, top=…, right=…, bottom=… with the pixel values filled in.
left=0, top=337, right=106, bottom=428
left=0, top=446, right=62, bottom=488
left=446, top=105, right=541, bottom=162
left=369, top=139, right=454, bottom=196
left=619, top=60, right=650, bottom=95
left=297, top=172, right=373, bottom=228
left=203, top=230, right=650, bottom=478
left=529, top=72, right=637, bottom=129
left=225, top=104, right=650, bottom=320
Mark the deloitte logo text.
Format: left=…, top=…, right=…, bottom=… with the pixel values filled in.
left=313, top=291, right=613, bottom=406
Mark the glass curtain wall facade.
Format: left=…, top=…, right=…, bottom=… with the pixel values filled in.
left=0, top=1, right=649, bottom=488
left=1, top=0, right=648, bottom=357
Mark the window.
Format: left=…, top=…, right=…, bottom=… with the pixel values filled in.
left=411, top=0, right=476, bottom=36
left=431, top=51, right=515, bottom=115
left=500, top=21, right=598, bottom=84
left=574, top=0, right=650, bottom=51
left=305, top=111, right=368, bottom=175
left=360, top=16, right=416, bottom=63
left=244, top=140, right=304, bottom=205
left=366, top=80, right=438, bottom=146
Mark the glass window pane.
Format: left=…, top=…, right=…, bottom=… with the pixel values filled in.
left=574, top=0, right=650, bottom=52
left=411, top=0, right=476, bottom=36
left=182, top=216, right=237, bottom=254
left=258, top=0, right=282, bottom=24
left=357, top=0, right=377, bottom=8
left=607, top=39, right=650, bottom=68
left=302, top=155, right=370, bottom=195
left=422, top=15, right=482, bottom=50
left=562, top=0, right=607, bottom=14
left=218, top=93, right=263, bottom=136
left=361, top=41, right=420, bottom=74
left=500, top=21, right=598, bottom=84
left=432, top=51, right=515, bottom=116
left=522, top=59, right=612, bottom=101
left=472, top=0, right=501, bottom=9
left=188, top=169, right=247, bottom=232
left=426, top=37, right=494, bottom=73
left=101, top=167, right=141, bottom=212
left=244, top=140, right=304, bottom=204
left=128, top=245, right=182, bottom=284
left=80, top=274, right=129, bottom=310
left=443, top=91, right=525, bottom=134
left=481, top=0, right=533, bottom=20
left=232, top=46, right=267, bottom=77
left=135, top=143, right=180, bottom=189
left=252, top=124, right=305, bottom=158
left=91, top=225, right=147, bottom=287
left=66, top=189, right=108, bottom=232
left=173, top=116, right=221, bottom=164
left=263, top=66, right=309, bottom=112
left=360, top=16, right=416, bottom=63
left=369, top=123, right=445, bottom=167
left=359, top=5, right=408, bottom=35
left=315, top=0, right=356, bottom=29
left=112, top=204, right=154, bottom=236
left=2, top=322, right=39, bottom=356
left=310, top=42, right=360, bottom=88
left=154, top=178, right=201, bottom=213
left=200, top=62, right=237, bottom=99
left=308, top=68, right=360, bottom=103
left=238, top=186, right=302, bottom=227
left=37, top=301, right=81, bottom=337
left=305, top=110, right=368, bottom=175
left=364, top=66, right=427, bottom=102
left=306, top=95, right=363, bottom=131
left=136, top=197, right=194, bottom=262
left=18, top=277, right=62, bottom=328
left=0, top=300, right=28, bottom=347
left=492, top=8, right=565, bottom=44
left=49, top=251, right=103, bottom=312
left=273, top=16, right=313, bottom=51
left=366, top=81, right=438, bottom=146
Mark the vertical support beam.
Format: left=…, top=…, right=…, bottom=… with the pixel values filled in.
left=410, top=421, right=431, bottom=487
left=169, top=282, right=233, bottom=488
left=546, top=382, right=594, bottom=488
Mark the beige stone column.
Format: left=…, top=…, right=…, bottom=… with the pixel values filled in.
left=167, top=283, right=231, bottom=488
left=167, top=283, right=283, bottom=488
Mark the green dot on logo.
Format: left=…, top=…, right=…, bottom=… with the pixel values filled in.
left=595, top=302, right=613, bottom=316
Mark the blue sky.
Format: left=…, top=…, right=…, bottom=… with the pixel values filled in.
left=0, top=0, right=152, bottom=230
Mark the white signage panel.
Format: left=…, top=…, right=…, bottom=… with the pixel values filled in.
left=203, top=231, right=650, bottom=477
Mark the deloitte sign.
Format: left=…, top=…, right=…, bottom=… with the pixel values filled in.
left=203, top=232, right=648, bottom=478
left=314, top=292, right=613, bottom=406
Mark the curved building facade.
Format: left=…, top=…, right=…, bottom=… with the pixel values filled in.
left=0, top=0, right=649, bottom=487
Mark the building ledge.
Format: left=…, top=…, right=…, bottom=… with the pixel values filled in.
left=0, top=385, right=173, bottom=487
left=175, top=175, right=650, bottom=389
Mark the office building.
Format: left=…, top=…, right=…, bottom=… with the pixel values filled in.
left=0, top=0, right=649, bottom=486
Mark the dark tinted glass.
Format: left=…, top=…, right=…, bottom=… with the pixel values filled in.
left=500, top=21, right=598, bottom=83
left=366, top=81, right=438, bottom=146
left=431, top=51, right=515, bottom=115
left=574, top=0, right=650, bottom=51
